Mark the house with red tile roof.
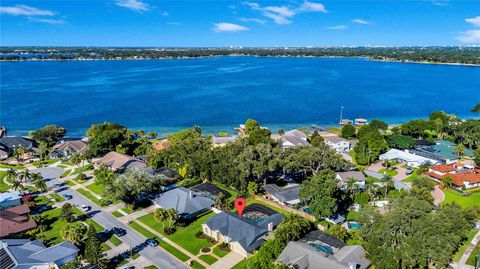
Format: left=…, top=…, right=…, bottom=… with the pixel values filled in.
left=425, top=163, right=480, bottom=189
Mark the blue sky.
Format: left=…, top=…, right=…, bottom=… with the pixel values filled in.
left=1, top=0, right=479, bottom=46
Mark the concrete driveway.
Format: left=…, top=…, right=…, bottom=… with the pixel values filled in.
left=42, top=169, right=188, bottom=269
left=209, top=251, right=245, bottom=269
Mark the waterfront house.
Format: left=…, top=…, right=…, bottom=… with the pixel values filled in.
left=50, top=140, right=88, bottom=158
left=0, top=191, right=22, bottom=210
left=95, top=151, right=146, bottom=172
left=277, top=230, right=370, bottom=269
left=325, top=136, right=351, bottom=153
left=0, top=136, right=36, bottom=158
left=336, top=171, right=367, bottom=189
left=411, top=140, right=475, bottom=163
left=379, top=149, right=439, bottom=168
left=0, top=204, right=37, bottom=237
left=425, top=163, right=480, bottom=189
left=153, top=187, right=214, bottom=220
left=212, top=136, right=237, bottom=147
left=280, top=129, right=310, bottom=148
left=202, top=211, right=284, bottom=257
left=0, top=239, right=79, bottom=268
left=263, top=184, right=300, bottom=206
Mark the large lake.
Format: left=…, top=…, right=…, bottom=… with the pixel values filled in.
left=1, top=57, right=479, bottom=136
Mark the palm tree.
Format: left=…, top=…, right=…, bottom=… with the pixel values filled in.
left=11, top=180, right=24, bottom=192
left=166, top=208, right=179, bottom=229
left=13, top=147, right=26, bottom=162
left=442, top=176, right=453, bottom=189
left=346, top=177, right=358, bottom=199
left=153, top=208, right=168, bottom=230
left=70, top=154, right=81, bottom=167
left=18, top=169, right=32, bottom=185
left=32, top=173, right=47, bottom=193
left=38, top=142, right=49, bottom=161
left=382, top=175, right=392, bottom=199
left=5, top=168, right=18, bottom=183
left=454, top=144, right=466, bottom=157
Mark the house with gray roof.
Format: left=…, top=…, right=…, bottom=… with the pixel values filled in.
left=50, top=140, right=88, bottom=158
left=280, top=129, right=310, bottom=148
left=325, top=136, right=352, bottom=153
left=277, top=230, right=370, bottom=269
left=263, top=184, right=300, bottom=206
left=364, top=170, right=411, bottom=191
left=202, top=211, right=284, bottom=257
left=153, top=187, right=214, bottom=220
left=336, top=171, right=367, bottom=189
left=0, top=191, right=22, bottom=210
left=0, top=239, right=79, bottom=269
left=212, top=136, right=237, bottom=147
left=0, top=137, right=35, bottom=157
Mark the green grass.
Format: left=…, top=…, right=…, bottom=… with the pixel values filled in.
left=144, top=266, right=158, bottom=269
left=128, top=221, right=190, bottom=262
left=190, top=261, right=205, bottom=269
left=112, top=211, right=125, bottom=218
left=35, top=195, right=54, bottom=206
left=0, top=171, right=10, bottom=192
left=138, top=211, right=216, bottom=255
left=212, top=246, right=230, bottom=257
left=71, top=164, right=93, bottom=175
left=40, top=208, right=68, bottom=245
left=32, top=159, right=58, bottom=167
left=86, top=181, right=104, bottom=195
left=230, top=258, right=248, bottom=269
left=199, top=255, right=217, bottom=264
left=49, top=193, right=65, bottom=202
left=443, top=189, right=480, bottom=208
left=65, top=180, right=76, bottom=187
left=131, top=253, right=140, bottom=260
left=110, top=235, right=123, bottom=246
left=466, top=243, right=480, bottom=266
left=378, top=168, right=399, bottom=177
left=60, top=169, right=71, bottom=178
left=76, top=188, right=102, bottom=206
left=0, top=163, right=25, bottom=169
left=84, top=218, right=111, bottom=251
left=57, top=164, right=68, bottom=169
left=453, top=229, right=479, bottom=262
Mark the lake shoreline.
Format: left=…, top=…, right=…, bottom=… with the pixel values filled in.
left=1, top=55, right=479, bottom=67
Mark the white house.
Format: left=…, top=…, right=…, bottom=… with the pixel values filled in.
left=325, top=136, right=351, bottom=153
left=379, top=149, right=439, bottom=168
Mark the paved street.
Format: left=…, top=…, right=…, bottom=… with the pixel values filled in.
left=36, top=167, right=188, bottom=269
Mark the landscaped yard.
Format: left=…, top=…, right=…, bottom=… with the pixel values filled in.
left=199, top=254, right=217, bottom=264
left=443, top=189, right=480, bottom=208
left=231, top=258, right=248, bottom=269
left=0, top=163, right=25, bottom=169
left=32, top=159, right=59, bottom=167
left=65, top=180, right=76, bottom=187
left=378, top=168, right=399, bottom=177
left=129, top=221, right=190, bottom=262
left=212, top=246, right=230, bottom=257
left=86, top=181, right=104, bottom=195
left=137, top=211, right=216, bottom=255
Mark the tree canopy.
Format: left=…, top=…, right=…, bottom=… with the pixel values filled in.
left=341, top=124, right=356, bottom=139
left=30, top=125, right=65, bottom=143
left=299, top=170, right=340, bottom=218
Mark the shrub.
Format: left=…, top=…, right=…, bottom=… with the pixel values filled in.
left=164, top=227, right=176, bottom=235
left=201, top=247, right=211, bottom=253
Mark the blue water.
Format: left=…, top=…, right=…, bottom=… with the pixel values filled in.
left=1, top=57, right=479, bottom=136
left=348, top=222, right=361, bottom=231
left=310, top=243, right=334, bottom=255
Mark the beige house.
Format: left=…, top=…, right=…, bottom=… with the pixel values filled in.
left=95, top=151, right=146, bottom=171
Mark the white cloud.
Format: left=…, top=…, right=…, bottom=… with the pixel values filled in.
left=327, top=25, right=347, bottom=30
left=243, top=1, right=327, bottom=25
left=457, top=30, right=480, bottom=43
left=28, top=17, right=65, bottom=25
left=239, top=17, right=267, bottom=24
left=352, top=18, right=370, bottom=25
left=213, top=22, right=249, bottom=33
left=465, top=16, right=480, bottom=28
left=431, top=0, right=449, bottom=6
left=0, top=5, right=54, bottom=16
left=161, top=11, right=169, bottom=16
left=297, top=1, right=327, bottom=13
left=115, top=0, right=150, bottom=12
left=167, top=22, right=181, bottom=25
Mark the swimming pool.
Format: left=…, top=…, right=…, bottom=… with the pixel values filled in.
left=348, top=222, right=361, bottom=231
left=309, top=243, right=334, bottom=255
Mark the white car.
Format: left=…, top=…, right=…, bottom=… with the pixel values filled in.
left=80, top=205, right=91, bottom=212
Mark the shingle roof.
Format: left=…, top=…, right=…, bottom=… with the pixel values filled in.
left=96, top=151, right=146, bottom=170
left=281, top=136, right=310, bottom=147
left=212, top=136, right=237, bottom=144
left=153, top=187, right=214, bottom=216
left=325, top=136, right=348, bottom=144
left=284, top=130, right=307, bottom=140
left=336, top=171, right=366, bottom=182
left=0, top=204, right=37, bottom=237
left=204, top=211, right=283, bottom=252
left=0, top=137, right=34, bottom=151
left=51, top=140, right=88, bottom=154
left=1, top=239, right=79, bottom=267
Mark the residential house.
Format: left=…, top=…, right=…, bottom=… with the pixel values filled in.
left=212, top=136, right=237, bottom=147
left=50, top=140, right=88, bottom=158
left=0, top=145, right=8, bottom=160
left=0, top=191, right=22, bottom=210
left=0, top=136, right=36, bottom=157
left=263, top=184, right=300, bottom=206
left=364, top=170, right=411, bottom=191
left=153, top=187, right=214, bottom=220
left=336, top=171, right=367, bottom=189
left=95, top=151, right=146, bottom=172
left=325, top=136, right=351, bottom=153
left=152, top=140, right=171, bottom=151
left=412, top=140, right=474, bottom=163
left=277, top=230, right=370, bottom=269
left=379, top=149, right=439, bottom=168
left=0, top=239, right=79, bottom=268
left=280, top=129, right=310, bottom=148
left=0, top=204, right=37, bottom=237
left=202, top=211, right=284, bottom=257
left=425, top=163, right=480, bottom=189
left=190, top=182, right=230, bottom=200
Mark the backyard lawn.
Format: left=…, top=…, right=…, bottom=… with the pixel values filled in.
left=137, top=211, right=216, bottom=255
left=443, top=190, right=480, bottom=207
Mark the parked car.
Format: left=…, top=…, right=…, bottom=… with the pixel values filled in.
left=146, top=238, right=158, bottom=247
left=113, top=227, right=127, bottom=237
left=62, top=194, right=73, bottom=200
left=36, top=204, right=53, bottom=213
left=80, top=205, right=91, bottom=212
left=406, top=168, right=413, bottom=175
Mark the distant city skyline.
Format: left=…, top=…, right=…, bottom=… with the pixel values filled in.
left=1, top=0, right=479, bottom=47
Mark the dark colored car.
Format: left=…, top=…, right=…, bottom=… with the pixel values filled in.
left=113, top=227, right=127, bottom=237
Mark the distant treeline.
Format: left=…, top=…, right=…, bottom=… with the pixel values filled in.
left=1, top=46, right=480, bottom=64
